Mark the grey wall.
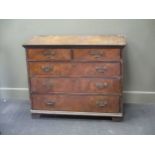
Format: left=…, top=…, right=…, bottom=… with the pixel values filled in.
left=0, top=19, right=155, bottom=103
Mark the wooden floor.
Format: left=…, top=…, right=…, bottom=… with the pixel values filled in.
left=0, top=99, right=155, bottom=135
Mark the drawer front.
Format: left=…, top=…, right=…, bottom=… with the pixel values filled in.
left=32, top=95, right=120, bottom=113
left=31, top=78, right=121, bottom=94
left=27, top=48, right=71, bottom=61
left=29, top=62, right=121, bottom=77
left=73, top=48, right=121, bottom=61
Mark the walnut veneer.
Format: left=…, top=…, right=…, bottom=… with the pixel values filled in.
left=23, top=35, right=126, bottom=121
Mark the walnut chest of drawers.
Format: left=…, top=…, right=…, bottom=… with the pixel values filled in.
left=23, top=35, right=126, bottom=121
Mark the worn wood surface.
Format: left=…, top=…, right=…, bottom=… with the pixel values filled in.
left=24, top=35, right=126, bottom=119
left=27, top=48, right=121, bottom=61
left=32, top=95, right=120, bottom=113
left=30, top=78, right=121, bottom=94
left=27, top=48, right=71, bottom=61
left=73, top=48, right=121, bottom=61
left=29, top=62, right=121, bottom=77
left=30, top=110, right=123, bottom=117
left=23, top=35, right=126, bottom=46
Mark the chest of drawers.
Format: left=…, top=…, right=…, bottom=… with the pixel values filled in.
left=23, top=35, right=126, bottom=121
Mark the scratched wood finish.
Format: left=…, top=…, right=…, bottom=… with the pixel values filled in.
left=29, top=62, right=121, bottom=77
left=32, top=95, right=120, bottom=113
left=30, top=78, right=121, bottom=94
left=27, top=48, right=71, bottom=61
left=23, top=35, right=126, bottom=46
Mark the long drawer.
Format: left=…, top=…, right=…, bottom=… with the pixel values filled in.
left=30, top=78, right=121, bottom=94
left=32, top=94, right=120, bottom=113
left=29, top=62, right=121, bottom=77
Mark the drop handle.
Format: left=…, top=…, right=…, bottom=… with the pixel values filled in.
left=46, top=101, right=56, bottom=106
left=96, top=100, right=108, bottom=107
left=95, top=82, right=108, bottom=89
left=89, top=51, right=104, bottom=58
left=42, top=66, right=53, bottom=72
left=96, top=66, right=107, bottom=73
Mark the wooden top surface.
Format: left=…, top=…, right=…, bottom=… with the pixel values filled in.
left=23, top=35, right=126, bottom=46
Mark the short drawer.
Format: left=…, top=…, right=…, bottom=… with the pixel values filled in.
left=29, top=62, right=121, bottom=77
left=31, top=94, right=120, bottom=113
left=27, top=48, right=71, bottom=61
left=73, top=48, right=121, bottom=61
left=30, top=78, right=121, bottom=94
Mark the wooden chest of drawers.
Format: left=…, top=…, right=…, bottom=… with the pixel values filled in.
left=23, top=35, right=126, bottom=121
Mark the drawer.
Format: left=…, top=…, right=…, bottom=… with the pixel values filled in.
left=29, top=62, right=121, bottom=77
left=31, top=78, right=121, bottom=94
left=32, top=95, right=120, bottom=113
left=73, top=48, right=121, bottom=61
left=27, top=48, right=71, bottom=61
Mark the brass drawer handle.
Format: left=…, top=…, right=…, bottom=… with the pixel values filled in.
left=96, top=66, right=107, bottom=73
left=96, top=82, right=108, bottom=89
left=46, top=101, right=56, bottom=106
left=96, top=100, right=108, bottom=107
left=43, top=50, right=56, bottom=56
left=42, top=66, right=53, bottom=72
left=89, top=50, right=104, bottom=58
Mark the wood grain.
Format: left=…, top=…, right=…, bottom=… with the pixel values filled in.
left=27, top=48, right=71, bottom=61
left=30, top=78, right=121, bottom=94
left=73, top=48, right=121, bottom=61
left=23, top=35, right=126, bottom=46
left=23, top=35, right=126, bottom=119
left=32, top=94, right=120, bottom=113
left=29, top=62, right=121, bottom=77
